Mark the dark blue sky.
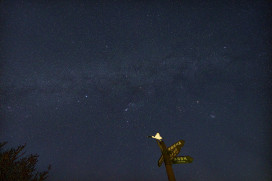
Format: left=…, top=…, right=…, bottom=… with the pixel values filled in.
left=1, top=0, right=271, bottom=180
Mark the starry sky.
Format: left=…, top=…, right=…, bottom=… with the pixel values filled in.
left=0, top=1, right=271, bottom=180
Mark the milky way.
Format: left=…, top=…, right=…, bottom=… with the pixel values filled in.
left=1, top=1, right=271, bottom=181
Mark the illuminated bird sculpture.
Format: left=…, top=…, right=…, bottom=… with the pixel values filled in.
left=148, top=133, right=163, bottom=141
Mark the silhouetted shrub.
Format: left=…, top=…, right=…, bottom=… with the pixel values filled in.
left=0, top=142, right=51, bottom=181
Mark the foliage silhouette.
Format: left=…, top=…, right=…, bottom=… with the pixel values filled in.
left=0, top=142, right=51, bottom=181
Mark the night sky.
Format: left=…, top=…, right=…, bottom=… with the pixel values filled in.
left=1, top=1, right=271, bottom=181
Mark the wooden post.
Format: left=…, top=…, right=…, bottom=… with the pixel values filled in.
left=157, top=140, right=176, bottom=181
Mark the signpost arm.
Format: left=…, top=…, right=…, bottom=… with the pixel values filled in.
left=157, top=140, right=176, bottom=181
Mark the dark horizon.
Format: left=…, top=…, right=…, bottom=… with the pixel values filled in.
left=1, top=0, right=271, bottom=180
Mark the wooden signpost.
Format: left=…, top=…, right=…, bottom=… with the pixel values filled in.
left=149, top=133, right=193, bottom=181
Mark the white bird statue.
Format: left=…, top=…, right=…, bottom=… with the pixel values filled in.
left=148, top=133, right=163, bottom=141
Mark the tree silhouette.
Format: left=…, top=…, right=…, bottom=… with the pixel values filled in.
left=0, top=142, right=51, bottom=181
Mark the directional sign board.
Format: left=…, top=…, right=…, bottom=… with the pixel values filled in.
left=158, top=155, right=164, bottom=167
left=167, top=140, right=184, bottom=152
left=168, top=146, right=181, bottom=161
left=158, top=140, right=185, bottom=167
left=172, top=156, right=193, bottom=164
left=168, top=140, right=184, bottom=161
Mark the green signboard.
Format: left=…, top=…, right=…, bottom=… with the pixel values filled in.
left=167, top=140, right=184, bottom=152
left=168, top=146, right=181, bottom=161
left=158, top=140, right=185, bottom=167
left=172, top=156, right=193, bottom=164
